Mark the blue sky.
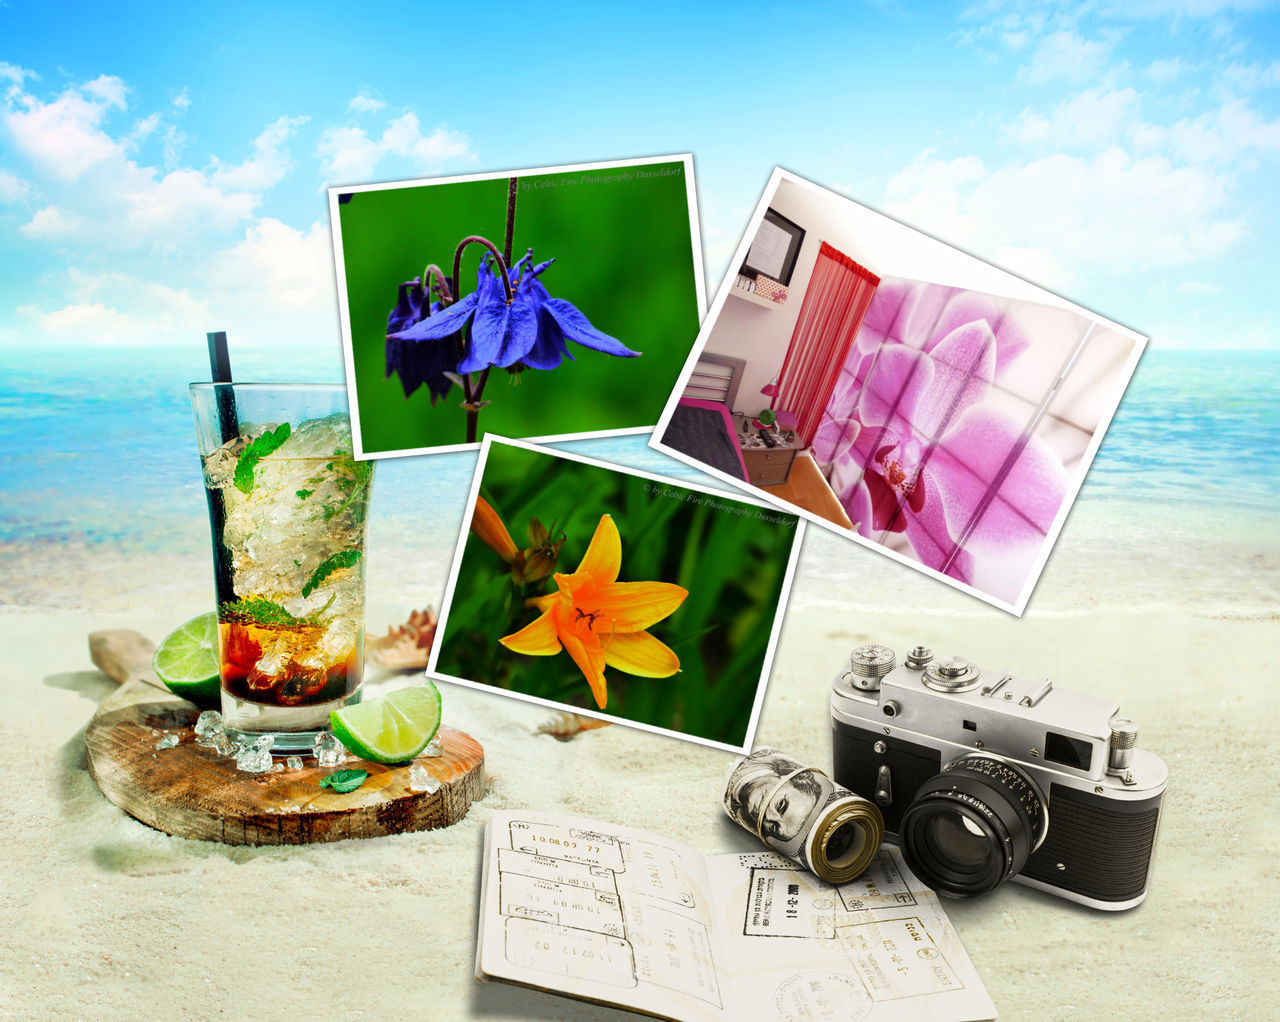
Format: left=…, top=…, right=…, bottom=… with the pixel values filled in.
left=2, top=1, right=1278, bottom=353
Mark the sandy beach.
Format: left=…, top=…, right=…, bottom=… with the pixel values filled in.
left=3, top=503, right=1277, bottom=1020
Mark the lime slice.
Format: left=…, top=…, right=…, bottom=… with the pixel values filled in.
left=330, top=681, right=442, bottom=764
left=153, top=612, right=221, bottom=709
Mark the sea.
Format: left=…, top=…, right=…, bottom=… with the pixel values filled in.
left=2, top=346, right=1277, bottom=618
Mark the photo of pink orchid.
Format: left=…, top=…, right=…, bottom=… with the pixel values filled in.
left=813, top=278, right=1127, bottom=605
left=652, top=174, right=1145, bottom=613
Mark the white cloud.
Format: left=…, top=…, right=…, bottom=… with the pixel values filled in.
left=1018, top=30, right=1112, bottom=85
left=347, top=90, right=385, bottom=114
left=883, top=147, right=1247, bottom=282
left=4, top=74, right=127, bottom=180
left=124, top=167, right=261, bottom=235
left=316, top=112, right=473, bottom=184
left=874, top=152, right=987, bottom=243
left=172, top=87, right=190, bottom=112
left=20, top=204, right=80, bottom=238
left=210, top=217, right=334, bottom=311
left=0, top=169, right=30, bottom=201
left=1009, top=86, right=1142, bottom=148
left=1143, top=97, right=1280, bottom=163
left=210, top=115, right=307, bottom=191
left=1144, top=56, right=1197, bottom=82
left=1221, top=60, right=1280, bottom=91
left=0, top=61, right=37, bottom=100
left=0, top=69, right=477, bottom=350
left=14, top=219, right=339, bottom=348
left=17, top=270, right=209, bottom=346
left=1, top=73, right=306, bottom=248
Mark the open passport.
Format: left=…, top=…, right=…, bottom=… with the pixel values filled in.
left=476, top=811, right=997, bottom=1021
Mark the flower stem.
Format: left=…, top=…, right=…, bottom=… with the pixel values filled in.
left=470, top=179, right=519, bottom=416
left=449, top=237, right=509, bottom=443
left=452, top=236, right=512, bottom=302
left=422, top=263, right=453, bottom=304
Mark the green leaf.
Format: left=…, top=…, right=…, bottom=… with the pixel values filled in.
left=319, top=769, right=368, bottom=793
left=219, top=597, right=303, bottom=626
left=233, top=422, right=292, bottom=494
left=296, top=488, right=314, bottom=500
left=302, top=548, right=363, bottom=598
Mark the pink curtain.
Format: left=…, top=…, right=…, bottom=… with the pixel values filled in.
left=776, top=243, right=880, bottom=446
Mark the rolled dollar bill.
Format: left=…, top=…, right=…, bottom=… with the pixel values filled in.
left=723, top=747, right=884, bottom=885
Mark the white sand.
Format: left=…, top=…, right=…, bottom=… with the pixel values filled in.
left=2, top=594, right=1276, bottom=1021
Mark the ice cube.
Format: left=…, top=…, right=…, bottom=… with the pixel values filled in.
left=313, top=731, right=347, bottom=768
left=421, top=736, right=444, bottom=758
left=235, top=745, right=272, bottom=773
left=155, top=734, right=179, bottom=751
left=247, top=636, right=293, bottom=688
left=212, top=733, right=235, bottom=757
left=409, top=763, right=441, bottom=794
left=285, top=756, right=304, bottom=771
left=195, top=715, right=226, bottom=748
left=194, top=711, right=224, bottom=737
left=270, top=762, right=285, bottom=773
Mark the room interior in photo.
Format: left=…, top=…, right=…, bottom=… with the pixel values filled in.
left=658, top=177, right=1140, bottom=608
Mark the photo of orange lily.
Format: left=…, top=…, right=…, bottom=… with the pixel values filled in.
left=500, top=514, right=687, bottom=709
left=431, top=439, right=803, bottom=749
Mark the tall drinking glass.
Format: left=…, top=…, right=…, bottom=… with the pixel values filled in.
left=189, top=384, right=373, bottom=751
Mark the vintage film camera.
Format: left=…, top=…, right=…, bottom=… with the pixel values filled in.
left=830, top=643, right=1167, bottom=910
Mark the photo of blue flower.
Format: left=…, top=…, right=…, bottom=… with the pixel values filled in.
left=332, top=158, right=703, bottom=455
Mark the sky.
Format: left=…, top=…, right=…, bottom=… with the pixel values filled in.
left=1, top=1, right=1278, bottom=354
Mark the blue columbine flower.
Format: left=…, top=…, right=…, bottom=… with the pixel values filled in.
left=384, top=276, right=458, bottom=402
left=386, top=252, right=639, bottom=382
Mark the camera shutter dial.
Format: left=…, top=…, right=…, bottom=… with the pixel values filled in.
left=845, top=644, right=897, bottom=691
left=923, top=656, right=983, bottom=693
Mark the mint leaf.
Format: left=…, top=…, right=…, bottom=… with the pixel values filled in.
left=233, top=422, right=292, bottom=494
left=319, top=769, right=367, bottom=793
left=220, top=597, right=303, bottom=626
left=296, top=488, right=313, bottom=500
left=302, top=548, right=362, bottom=598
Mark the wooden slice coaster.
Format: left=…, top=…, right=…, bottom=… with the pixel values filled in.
left=84, top=640, right=484, bottom=846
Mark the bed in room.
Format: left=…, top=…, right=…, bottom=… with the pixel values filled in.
left=658, top=353, right=750, bottom=482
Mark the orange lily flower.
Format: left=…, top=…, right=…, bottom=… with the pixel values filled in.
left=471, top=495, right=520, bottom=564
left=499, top=514, right=687, bottom=709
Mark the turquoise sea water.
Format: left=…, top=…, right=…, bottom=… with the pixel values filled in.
left=2, top=346, right=1277, bottom=614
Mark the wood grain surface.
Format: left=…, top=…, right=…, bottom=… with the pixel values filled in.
left=84, top=631, right=484, bottom=845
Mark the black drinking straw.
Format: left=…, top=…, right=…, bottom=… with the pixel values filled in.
left=206, top=330, right=238, bottom=442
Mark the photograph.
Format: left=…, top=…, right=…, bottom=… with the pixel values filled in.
left=331, top=156, right=705, bottom=457
left=653, top=170, right=1146, bottom=615
left=429, top=437, right=803, bottom=751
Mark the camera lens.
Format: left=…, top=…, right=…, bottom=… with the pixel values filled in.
left=899, top=754, right=1046, bottom=898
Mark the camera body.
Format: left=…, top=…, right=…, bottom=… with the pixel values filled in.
left=830, top=643, right=1167, bottom=910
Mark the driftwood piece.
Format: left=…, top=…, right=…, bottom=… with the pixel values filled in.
left=89, top=630, right=168, bottom=690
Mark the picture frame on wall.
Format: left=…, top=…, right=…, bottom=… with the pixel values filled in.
left=740, top=207, right=806, bottom=285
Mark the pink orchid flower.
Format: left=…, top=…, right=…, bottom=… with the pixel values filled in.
left=814, top=286, right=1068, bottom=588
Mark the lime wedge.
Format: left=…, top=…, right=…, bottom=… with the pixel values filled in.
left=330, top=681, right=442, bottom=764
left=153, top=612, right=221, bottom=709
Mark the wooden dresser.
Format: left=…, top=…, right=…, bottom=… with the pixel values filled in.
left=735, top=414, right=799, bottom=486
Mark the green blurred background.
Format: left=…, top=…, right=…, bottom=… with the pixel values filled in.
left=435, top=443, right=800, bottom=747
left=336, top=161, right=701, bottom=452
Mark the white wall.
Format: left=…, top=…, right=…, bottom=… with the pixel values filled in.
left=703, top=184, right=832, bottom=415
